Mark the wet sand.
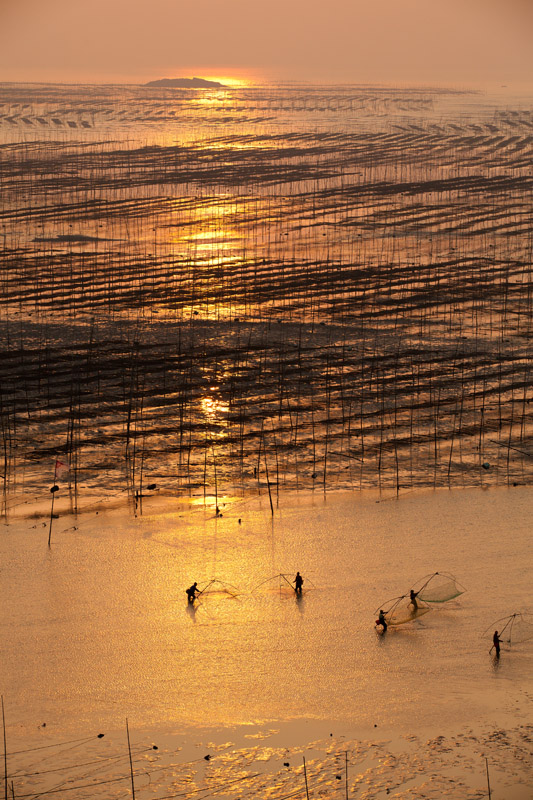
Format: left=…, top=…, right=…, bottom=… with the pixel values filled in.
left=6, top=716, right=533, bottom=800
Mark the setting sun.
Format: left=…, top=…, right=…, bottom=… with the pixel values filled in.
left=203, top=75, right=254, bottom=88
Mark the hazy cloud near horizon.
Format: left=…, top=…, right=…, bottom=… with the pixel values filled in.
left=0, top=0, right=531, bottom=87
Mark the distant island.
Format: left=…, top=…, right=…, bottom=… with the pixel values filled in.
left=145, top=77, right=226, bottom=89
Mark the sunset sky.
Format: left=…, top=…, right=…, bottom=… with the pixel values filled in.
left=0, top=0, right=532, bottom=87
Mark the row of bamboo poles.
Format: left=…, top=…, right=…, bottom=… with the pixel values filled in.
left=1, top=85, right=532, bottom=517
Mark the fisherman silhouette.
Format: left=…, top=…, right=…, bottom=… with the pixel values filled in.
left=409, top=589, right=419, bottom=610
left=186, top=582, right=199, bottom=603
left=293, top=571, right=304, bottom=594
left=377, top=610, right=388, bottom=631
left=492, top=630, right=503, bottom=657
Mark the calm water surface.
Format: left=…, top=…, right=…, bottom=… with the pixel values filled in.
left=1, top=486, right=531, bottom=743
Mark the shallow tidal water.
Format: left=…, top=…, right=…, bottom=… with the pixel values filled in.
left=1, top=486, right=533, bottom=798
left=2, top=486, right=532, bottom=733
left=2, top=83, right=533, bottom=503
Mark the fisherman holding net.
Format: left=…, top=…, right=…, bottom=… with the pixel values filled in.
left=293, top=571, right=304, bottom=594
left=492, top=630, right=503, bottom=657
left=186, top=582, right=199, bottom=602
left=377, top=610, right=388, bottom=631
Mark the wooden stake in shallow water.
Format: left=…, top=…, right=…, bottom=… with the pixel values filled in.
left=47, top=458, right=68, bottom=547
left=303, top=755, right=310, bottom=800
left=261, top=424, right=274, bottom=516
left=47, top=461, right=60, bottom=548
left=2, top=695, right=7, bottom=800
left=345, top=751, right=348, bottom=800
left=485, top=757, right=492, bottom=800
left=211, top=439, right=219, bottom=515
left=126, top=718, right=135, bottom=800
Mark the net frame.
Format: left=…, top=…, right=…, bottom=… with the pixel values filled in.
left=197, top=578, right=240, bottom=598
left=375, top=594, right=431, bottom=626
left=482, top=613, right=533, bottom=646
left=412, top=571, right=466, bottom=603
left=251, top=573, right=314, bottom=595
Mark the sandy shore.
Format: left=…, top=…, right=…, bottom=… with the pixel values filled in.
left=7, top=715, right=533, bottom=800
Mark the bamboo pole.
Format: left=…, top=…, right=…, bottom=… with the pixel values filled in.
left=485, top=757, right=492, bottom=800
left=262, top=424, right=274, bottom=516
left=303, top=756, right=310, bottom=800
left=2, top=696, right=7, bottom=800
left=126, top=718, right=136, bottom=800
left=48, top=460, right=59, bottom=548
left=345, top=751, right=348, bottom=800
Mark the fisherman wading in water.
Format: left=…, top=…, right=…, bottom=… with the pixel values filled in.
left=293, top=571, right=304, bottom=594
left=409, top=589, right=419, bottom=610
left=377, top=609, right=388, bottom=632
left=186, top=582, right=199, bottom=603
left=492, top=630, right=503, bottom=657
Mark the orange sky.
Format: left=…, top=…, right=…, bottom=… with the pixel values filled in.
left=0, top=0, right=531, bottom=87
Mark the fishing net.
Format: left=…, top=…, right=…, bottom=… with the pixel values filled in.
left=252, top=573, right=308, bottom=595
left=197, top=579, right=240, bottom=598
left=415, top=572, right=465, bottom=603
left=485, top=613, right=533, bottom=646
left=378, top=595, right=431, bottom=626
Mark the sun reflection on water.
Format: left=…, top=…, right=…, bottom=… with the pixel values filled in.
left=201, top=395, right=229, bottom=418
left=166, top=196, right=243, bottom=261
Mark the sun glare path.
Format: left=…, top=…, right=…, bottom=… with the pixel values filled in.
left=201, top=395, right=230, bottom=419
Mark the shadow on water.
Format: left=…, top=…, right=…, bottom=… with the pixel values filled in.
left=491, top=652, right=502, bottom=672
left=186, top=600, right=199, bottom=622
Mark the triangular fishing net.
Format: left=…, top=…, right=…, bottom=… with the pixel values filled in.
left=414, top=572, right=465, bottom=603
left=377, top=595, right=431, bottom=626
left=484, top=613, right=533, bottom=646
left=197, top=578, right=240, bottom=598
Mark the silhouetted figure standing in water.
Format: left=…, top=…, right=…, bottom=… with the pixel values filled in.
left=377, top=610, right=388, bottom=631
left=293, top=572, right=304, bottom=594
left=186, top=582, right=199, bottom=603
left=409, top=589, right=419, bottom=610
left=493, top=630, right=503, bottom=657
